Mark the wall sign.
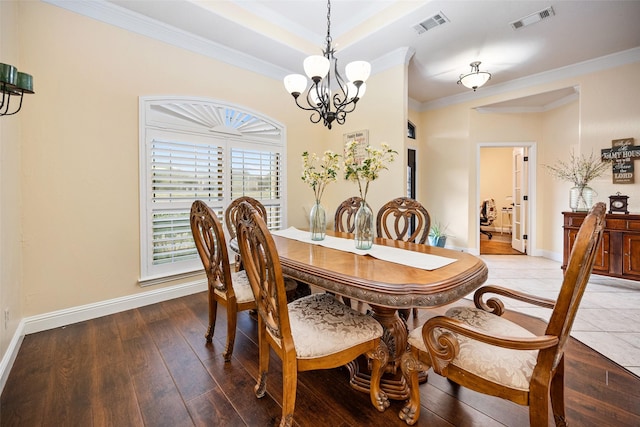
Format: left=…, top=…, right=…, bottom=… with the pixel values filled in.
left=343, top=129, right=369, bottom=162
left=601, top=138, right=639, bottom=184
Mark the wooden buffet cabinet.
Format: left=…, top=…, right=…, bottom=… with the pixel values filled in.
left=563, top=211, right=640, bottom=281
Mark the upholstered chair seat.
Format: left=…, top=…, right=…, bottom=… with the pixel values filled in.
left=212, top=270, right=254, bottom=304
left=285, top=293, right=383, bottom=359
left=407, top=306, right=538, bottom=390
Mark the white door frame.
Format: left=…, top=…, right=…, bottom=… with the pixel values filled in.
left=476, top=142, right=537, bottom=256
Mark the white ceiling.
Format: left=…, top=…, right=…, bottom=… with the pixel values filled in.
left=64, top=0, right=640, bottom=108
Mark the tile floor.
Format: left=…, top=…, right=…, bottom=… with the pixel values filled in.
left=478, top=255, right=640, bottom=377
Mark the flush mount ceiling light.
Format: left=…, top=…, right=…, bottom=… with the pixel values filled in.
left=283, top=0, right=370, bottom=129
left=457, top=61, right=491, bottom=91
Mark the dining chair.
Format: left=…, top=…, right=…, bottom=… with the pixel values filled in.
left=190, top=200, right=256, bottom=362
left=235, top=201, right=390, bottom=427
left=376, top=197, right=431, bottom=244
left=398, top=202, right=606, bottom=426
left=377, top=197, right=431, bottom=319
left=224, top=196, right=268, bottom=270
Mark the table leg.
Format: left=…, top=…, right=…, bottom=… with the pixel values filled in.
left=346, top=305, right=411, bottom=400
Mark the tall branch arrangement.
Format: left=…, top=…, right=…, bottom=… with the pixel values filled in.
left=544, top=151, right=610, bottom=187
left=343, top=141, right=397, bottom=201
left=301, top=150, right=340, bottom=203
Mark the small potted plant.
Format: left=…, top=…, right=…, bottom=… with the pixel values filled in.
left=429, top=221, right=448, bottom=247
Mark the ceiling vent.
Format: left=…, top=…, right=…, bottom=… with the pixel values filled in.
left=413, top=12, right=449, bottom=35
left=510, top=6, right=555, bottom=30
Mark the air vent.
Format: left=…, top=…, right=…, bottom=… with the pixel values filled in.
left=510, top=6, right=555, bottom=30
left=413, top=12, right=449, bottom=35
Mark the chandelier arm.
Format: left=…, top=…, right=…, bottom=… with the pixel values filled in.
left=0, top=86, right=6, bottom=112
left=3, top=92, right=23, bottom=116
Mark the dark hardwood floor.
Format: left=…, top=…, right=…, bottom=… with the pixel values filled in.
left=2, top=290, right=639, bottom=426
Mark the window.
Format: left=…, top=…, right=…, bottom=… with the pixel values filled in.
left=407, top=121, right=416, bottom=139
left=139, top=97, right=286, bottom=283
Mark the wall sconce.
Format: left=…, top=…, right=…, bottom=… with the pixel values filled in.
left=1, top=63, right=35, bottom=116
left=457, top=61, right=491, bottom=91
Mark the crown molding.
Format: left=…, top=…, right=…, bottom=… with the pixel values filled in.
left=44, top=0, right=289, bottom=81
left=371, top=46, right=416, bottom=76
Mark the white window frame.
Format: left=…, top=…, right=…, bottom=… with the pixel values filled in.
left=139, top=96, right=287, bottom=284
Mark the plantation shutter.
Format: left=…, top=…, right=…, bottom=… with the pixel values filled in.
left=230, top=147, right=283, bottom=230
left=150, top=139, right=224, bottom=266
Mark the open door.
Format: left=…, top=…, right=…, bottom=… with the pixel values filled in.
left=512, top=147, right=528, bottom=253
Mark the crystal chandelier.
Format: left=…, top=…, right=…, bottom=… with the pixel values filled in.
left=283, top=0, right=370, bottom=129
left=457, top=61, right=491, bottom=91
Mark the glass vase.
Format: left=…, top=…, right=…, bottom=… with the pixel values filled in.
left=354, top=201, right=374, bottom=250
left=309, top=201, right=326, bottom=241
left=570, top=186, right=594, bottom=212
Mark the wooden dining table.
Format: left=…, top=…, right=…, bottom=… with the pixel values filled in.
left=271, top=229, right=488, bottom=400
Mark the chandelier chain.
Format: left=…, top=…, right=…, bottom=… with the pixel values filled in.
left=325, top=0, right=332, bottom=52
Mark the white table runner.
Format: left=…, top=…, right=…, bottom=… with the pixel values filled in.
left=272, top=227, right=457, bottom=271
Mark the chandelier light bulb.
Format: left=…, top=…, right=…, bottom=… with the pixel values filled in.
left=303, top=55, right=330, bottom=81
left=345, top=61, right=371, bottom=83
left=284, top=74, right=308, bottom=96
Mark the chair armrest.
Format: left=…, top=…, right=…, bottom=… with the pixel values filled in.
left=473, top=285, right=556, bottom=316
left=422, top=315, right=559, bottom=372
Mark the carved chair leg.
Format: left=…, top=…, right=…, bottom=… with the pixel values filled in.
left=280, top=354, right=298, bottom=427
left=254, top=321, right=269, bottom=399
left=399, top=348, right=428, bottom=425
left=205, top=294, right=218, bottom=342
left=551, top=356, right=568, bottom=427
left=223, top=304, right=238, bottom=362
left=368, top=341, right=390, bottom=412
left=528, top=378, right=550, bottom=427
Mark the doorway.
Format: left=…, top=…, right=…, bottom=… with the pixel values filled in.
left=477, top=143, right=537, bottom=256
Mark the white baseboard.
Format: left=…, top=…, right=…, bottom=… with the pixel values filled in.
left=0, top=279, right=207, bottom=394
left=23, top=279, right=207, bottom=335
left=0, top=319, right=25, bottom=395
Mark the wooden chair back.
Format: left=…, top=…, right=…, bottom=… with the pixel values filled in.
left=376, top=197, right=431, bottom=244
left=541, top=201, right=606, bottom=372
left=191, top=200, right=234, bottom=299
left=334, top=196, right=369, bottom=233
left=224, top=196, right=268, bottom=240
left=234, top=201, right=292, bottom=347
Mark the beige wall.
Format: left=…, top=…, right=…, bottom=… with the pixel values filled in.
left=0, top=0, right=24, bottom=363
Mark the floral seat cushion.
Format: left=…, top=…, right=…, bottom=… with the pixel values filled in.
left=213, top=270, right=254, bottom=304
left=408, top=306, right=538, bottom=391
left=286, top=293, right=384, bottom=359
